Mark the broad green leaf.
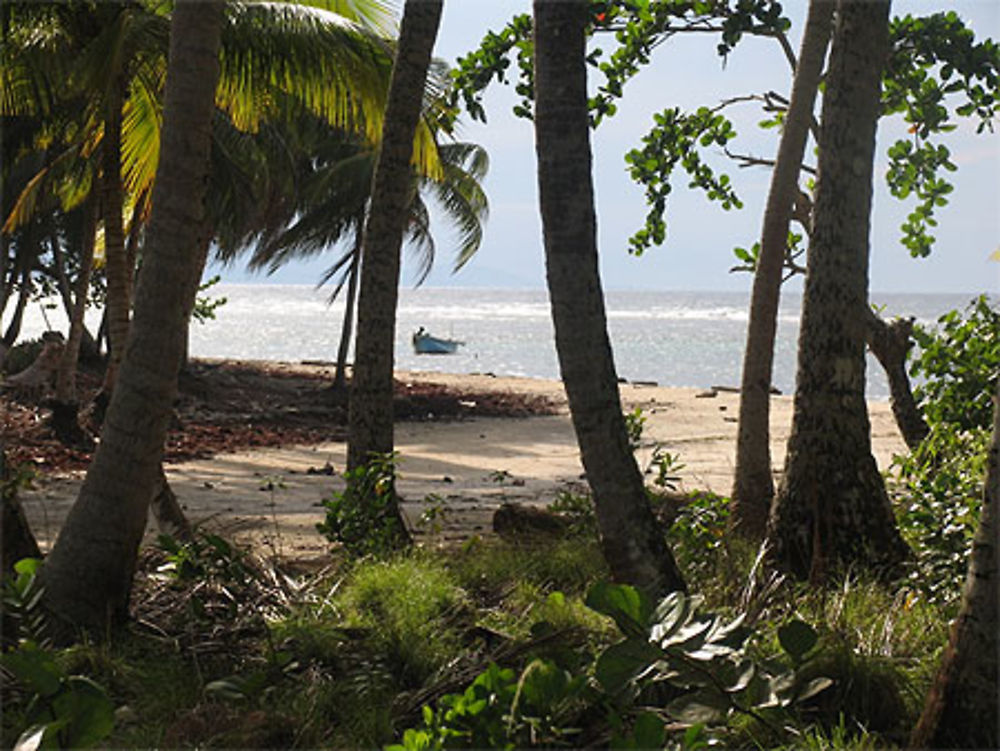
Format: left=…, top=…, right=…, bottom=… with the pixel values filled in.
left=777, top=619, right=818, bottom=662
left=796, top=676, right=834, bottom=702
left=585, top=582, right=652, bottom=637
left=1, top=648, right=62, bottom=698
left=667, top=688, right=730, bottom=725
left=595, top=638, right=663, bottom=693
left=53, top=677, right=115, bottom=748
left=632, top=711, right=666, bottom=749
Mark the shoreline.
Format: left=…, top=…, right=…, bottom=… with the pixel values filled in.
left=19, top=364, right=907, bottom=559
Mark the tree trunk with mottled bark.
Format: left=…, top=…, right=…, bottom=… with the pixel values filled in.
left=767, top=0, right=909, bottom=582
left=533, top=0, right=685, bottom=597
left=731, top=0, right=835, bottom=539
left=348, top=0, right=442, bottom=475
left=40, top=0, right=224, bottom=637
left=910, top=384, right=998, bottom=749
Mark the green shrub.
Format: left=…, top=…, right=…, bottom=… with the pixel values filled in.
left=317, top=453, right=410, bottom=558
left=910, top=294, right=999, bottom=431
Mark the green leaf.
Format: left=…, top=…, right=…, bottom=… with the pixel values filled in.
left=585, top=581, right=652, bottom=637
left=667, top=688, right=730, bottom=725
left=1, top=648, right=63, bottom=698
left=632, top=711, right=666, bottom=748
left=777, top=619, right=818, bottom=662
left=52, top=677, right=115, bottom=748
left=595, top=638, right=663, bottom=693
left=796, top=676, right=834, bottom=702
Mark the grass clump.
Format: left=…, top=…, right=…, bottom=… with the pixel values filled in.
left=335, top=553, right=468, bottom=686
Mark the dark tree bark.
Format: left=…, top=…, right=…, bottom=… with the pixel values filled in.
left=41, top=0, right=224, bottom=636
left=533, top=0, right=685, bottom=597
left=731, top=0, right=835, bottom=539
left=910, top=384, right=998, bottom=749
left=96, top=77, right=131, bottom=402
left=862, top=308, right=929, bottom=450
left=767, top=0, right=909, bottom=581
left=332, top=222, right=363, bottom=396
left=347, top=0, right=443, bottom=472
left=2, top=446, right=41, bottom=576
left=55, top=195, right=98, bottom=404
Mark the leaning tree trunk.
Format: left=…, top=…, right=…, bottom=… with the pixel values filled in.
left=41, top=0, right=224, bottom=637
left=533, top=0, right=685, bottom=596
left=767, top=0, right=909, bottom=582
left=50, top=197, right=98, bottom=447
left=730, top=0, right=835, bottom=539
left=862, top=307, right=929, bottom=450
left=95, top=77, right=132, bottom=415
left=910, top=383, right=998, bottom=749
left=333, top=222, right=363, bottom=395
left=347, top=0, right=442, bottom=473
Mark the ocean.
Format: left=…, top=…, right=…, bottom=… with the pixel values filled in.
left=184, top=285, right=976, bottom=400
left=9, top=285, right=976, bottom=399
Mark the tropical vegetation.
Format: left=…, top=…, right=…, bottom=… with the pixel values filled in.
left=1, top=0, right=997, bottom=749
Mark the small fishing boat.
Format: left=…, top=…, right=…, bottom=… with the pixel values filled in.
left=412, top=327, right=463, bottom=355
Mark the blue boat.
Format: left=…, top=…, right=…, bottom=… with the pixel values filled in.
left=412, top=328, right=463, bottom=355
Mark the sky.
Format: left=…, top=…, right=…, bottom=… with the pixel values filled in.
left=216, top=0, right=1000, bottom=294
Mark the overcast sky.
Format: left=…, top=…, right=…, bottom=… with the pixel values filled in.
left=218, top=0, right=1000, bottom=294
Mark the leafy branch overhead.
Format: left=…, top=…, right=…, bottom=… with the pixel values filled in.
left=883, top=11, right=999, bottom=258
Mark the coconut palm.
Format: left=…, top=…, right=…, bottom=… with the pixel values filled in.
left=41, top=0, right=226, bottom=636
left=346, top=0, right=444, bottom=476
left=1, top=0, right=428, bottom=403
left=533, top=0, right=685, bottom=596
left=234, top=122, right=488, bottom=392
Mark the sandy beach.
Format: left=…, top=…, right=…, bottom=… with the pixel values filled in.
left=20, top=367, right=907, bottom=559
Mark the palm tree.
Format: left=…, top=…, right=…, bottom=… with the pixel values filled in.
left=41, top=0, right=226, bottom=636
left=766, top=0, right=910, bottom=581
left=240, top=126, right=488, bottom=394
left=347, top=0, right=444, bottom=474
left=730, top=0, right=835, bottom=538
left=2, top=0, right=421, bottom=403
left=533, top=0, right=685, bottom=596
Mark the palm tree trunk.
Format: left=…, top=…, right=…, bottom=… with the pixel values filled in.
left=56, top=195, right=98, bottom=403
left=767, top=0, right=909, bottom=581
left=910, top=384, right=998, bottom=749
left=41, top=0, right=224, bottom=637
left=97, top=77, right=131, bottom=404
left=730, top=0, right=835, bottom=539
left=533, top=0, right=685, bottom=597
left=3, top=249, right=32, bottom=348
left=333, top=222, right=363, bottom=394
left=347, top=0, right=443, bottom=472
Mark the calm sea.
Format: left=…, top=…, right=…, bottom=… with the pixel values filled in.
left=9, top=284, right=976, bottom=399
left=180, top=285, right=974, bottom=400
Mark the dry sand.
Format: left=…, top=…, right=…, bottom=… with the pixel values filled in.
left=22, top=370, right=906, bottom=559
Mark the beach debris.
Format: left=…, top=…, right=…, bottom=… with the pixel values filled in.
left=307, top=461, right=336, bottom=476
left=696, top=389, right=718, bottom=398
